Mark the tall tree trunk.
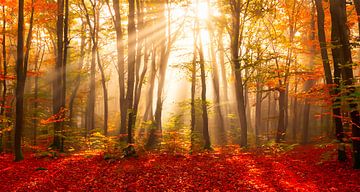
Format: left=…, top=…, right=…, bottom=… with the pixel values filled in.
left=59, top=0, right=69, bottom=151
left=52, top=0, right=64, bottom=149
left=93, top=6, right=108, bottom=136
left=276, top=86, right=286, bottom=142
left=126, top=0, right=136, bottom=144
left=33, top=45, right=44, bottom=145
left=207, top=8, right=226, bottom=145
left=190, top=25, right=197, bottom=151
left=14, top=0, right=26, bottom=161
left=218, top=28, right=228, bottom=101
left=255, top=80, right=262, bottom=145
left=302, top=2, right=316, bottom=144
left=154, top=0, right=171, bottom=131
left=143, top=47, right=156, bottom=122
left=96, top=50, right=108, bottom=136
left=1, top=5, right=6, bottom=116
left=82, top=0, right=97, bottom=133
left=0, top=5, right=6, bottom=152
left=329, top=0, right=349, bottom=162
left=266, top=92, right=271, bottom=141
left=69, top=21, right=86, bottom=127
left=132, top=0, right=147, bottom=139
left=197, top=29, right=210, bottom=149
left=315, top=0, right=345, bottom=161
left=143, top=47, right=159, bottom=149
left=112, top=0, right=126, bottom=135
left=292, top=79, right=298, bottom=142
left=330, top=0, right=360, bottom=168
left=230, top=0, right=249, bottom=147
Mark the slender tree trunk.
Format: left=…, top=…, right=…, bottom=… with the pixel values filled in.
left=112, top=0, right=126, bottom=135
left=131, top=0, right=147, bottom=139
left=93, top=7, right=108, bottom=136
left=69, top=21, right=86, bottom=127
left=190, top=26, right=197, bottom=151
left=292, top=80, right=298, bottom=141
left=302, top=3, right=316, bottom=144
left=266, top=92, right=271, bottom=141
left=14, top=0, right=26, bottom=161
left=143, top=49, right=159, bottom=149
left=96, top=49, right=108, bottom=136
left=276, top=86, right=286, bottom=142
left=255, top=80, right=262, bottom=145
left=1, top=5, right=6, bottom=116
left=86, top=41, right=96, bottom=132
left=198, top=32, right=210, bottom=149
left=207, top=14, right=226, bottom=145
left=218, top=28, right=228, bottom=102
left=126, top=0, right=136, bottom=144
left=143, top=47, right=156, bottom=122
left=0, top=5, right=6, bottom=152
left=154, top=0, right=171, bottom=131
left=230, top=0, right=248, bottom=147
left=33, top=45, right=44, bottom=145
left=81, top=0, right=97, bottom=133
left=59, top=0, right=69, bottom=151
left=25, top=1, right=35, bottom=140
left=52, top=0, right=64, bottom=149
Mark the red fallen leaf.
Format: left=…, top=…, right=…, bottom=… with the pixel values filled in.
left=1, top=144, right=360, bottom=191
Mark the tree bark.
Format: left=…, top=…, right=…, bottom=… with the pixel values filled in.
left=112, top=0, right=126, bottom=135
left=81, top=0, right=97, bottom=133
left=1, top=5, right=6, bottom=116
left=255, top=80, right=262, bottom=145
left=329, top=0, right=348, bottom=162
left=315, top=0, right=345, bottom=161
left=330, top=0, right=360, bottom=168
left=14, top=0, right=26, bottom=161
left=302, top=2, right=316, bottom=144
left=230, top=0, right=248, bottom=147
left=207, top=8, right=226, bottom=145
left=52, top=0, right=65, bottom=149
left=126, top=0, right=136, bottom=144
left=198, top=34, right=210, bottom=149
left=0, top=5, right=6, bottom=152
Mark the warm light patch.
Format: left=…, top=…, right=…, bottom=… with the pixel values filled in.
left=196, top=2, right=209, bottom=20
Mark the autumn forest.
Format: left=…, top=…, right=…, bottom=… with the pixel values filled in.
left=1, top=0, right=360, bottom=191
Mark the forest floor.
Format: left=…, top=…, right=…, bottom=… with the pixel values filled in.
left=1, top=144, right=360, bottom=191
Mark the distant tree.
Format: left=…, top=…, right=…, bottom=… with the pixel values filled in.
left=302, top=1, right=316, bottom=144
left=206, top=0, right=226, bottom=145
left=0, top=3, right=7, bottom=153
left=69, top=20, right=86, bottom=128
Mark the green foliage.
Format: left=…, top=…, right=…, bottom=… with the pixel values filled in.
left=261, top=140, right=299, bottom=153
left=34, top=149, right=59, bottom=159
left=161, top=114, right=191, bottom=154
